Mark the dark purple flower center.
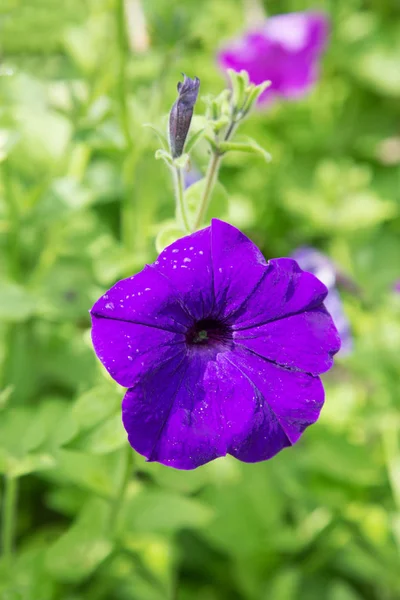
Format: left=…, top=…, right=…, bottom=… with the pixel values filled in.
left=186, top=318, right=233, bottom=350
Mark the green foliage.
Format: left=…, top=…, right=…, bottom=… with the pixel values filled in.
left=1, top=0, right=400, bottom=599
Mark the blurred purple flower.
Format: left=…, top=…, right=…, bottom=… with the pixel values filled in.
left=292, top=247, right=352, bottom=356
left=184, top=165, right=202, bottom=189
left=218, top=12, right=329, bottom=105
left=393, top=280, right=400, bottom=294
left=91, top=220, right=340, bottom=470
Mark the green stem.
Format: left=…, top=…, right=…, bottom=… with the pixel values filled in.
left=109, top=447, right=133, bottom=534
left=173, top=167, right=190, bottom=232
left=1, top=476, right=18, bottom=559
left=382, top=426, right=400, bottom=509
left=192, top=152, right=222, bottom=231
left=1, top=162, right=20, bottom=280
left=116, top=0, right=137, bottom=253
left=192, top=122, right=237, bottom=231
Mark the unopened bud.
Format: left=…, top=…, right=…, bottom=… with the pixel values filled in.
left=169, top=75, right=200, bottom=159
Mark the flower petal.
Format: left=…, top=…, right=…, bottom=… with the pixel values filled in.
left=211, top=219, right=267, bottom=320
left=234, top=306, right=340, bottom=375
left=264, top=12, right=328, bottom=54
left=222, top=355, right=291, bottom=462
left=90, top=266, right=192, bottom=333
left=230, top=257, right=328, bottom=329
left=324, top=289, right=352, bottom=356
left=226, top=345, right=324, bottom=446
left=123, top=347, right=294, bottom=469
left=217, top=12, right=329, bottom=105
left=91, top=315, right=185, bottom=387
left=151, top=227, right=214, bottom=320
left=122, top=353, right=226, bottom=469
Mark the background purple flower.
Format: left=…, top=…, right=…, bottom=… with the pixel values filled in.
left=292, top=247, right=353, bottom=356
left=91, top=220, right=340, bottom=470
left=218, top=12, right=329, bottom=105
left=184, top=165, right=202, bottom=189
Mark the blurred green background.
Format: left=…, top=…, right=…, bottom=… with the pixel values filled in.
left=1, top=0, right=400, bottom=598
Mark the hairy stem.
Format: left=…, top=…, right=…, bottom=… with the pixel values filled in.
left=192, top=122, right=237, bottom=231
left=173, top=166, right=190, bottom=232
left=192, top=152, right=222, bottom=231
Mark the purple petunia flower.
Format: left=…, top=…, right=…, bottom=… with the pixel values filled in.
left=292, top=247, right=352, bottom=356
left=218, top=12, right=329, bottom=105
left=91, top=220, right=340, bottom=470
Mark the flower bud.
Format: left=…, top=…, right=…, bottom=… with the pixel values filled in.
left=169, top=75, right=200, bottom=159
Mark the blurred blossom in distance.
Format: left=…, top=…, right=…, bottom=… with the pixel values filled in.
left=124, top=0, right=150, bottom=53
left=292, top=247, right=353, bottom=356
left=218, top=12, right=329, bottom=105
left=184, top=165, right=202, bottom=189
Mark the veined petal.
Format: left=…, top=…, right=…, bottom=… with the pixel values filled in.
left=90, top=266, right=192, bottom=333
left=122, top=353, right=226, bottom=470
left=91, top=218, right=337, bottom=470
left=151, top=227, right=214, bottom=320
left=122, top=347, right=305, bottom=469
left=211, top=219, right=267, bottom=320
left=226, top=345, right=325, bottom=446
left=231, top=257, right=328, bottom=329
left=234, top=306, right=340, bottom=375
left=91, top=316, right=185, bottom=388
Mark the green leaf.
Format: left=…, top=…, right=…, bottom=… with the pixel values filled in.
left=184, top=179, right=229, bottom=229
left=80, top=413, right=126, bottom=454
left=262, top=568, right=300, bottom=600
left=228, top=68, right=248, bottom=110
left=121, top=488, right=213, bottom=534
left=241, top=80, right=271, bottom=115
left=0, top=545, right=56, bottom=600
left=0, top=281, right=36, bottom=322
left=218, top=139, right=272, bottom=162
left=328, top=581, right=363, bottom=600
left=72, top=384, right=121, bottom=431
left=51, top=448, right=125, bottom=498
left=0, top=129, right=20, bottom=162
left=0, top=407, right=46, bottom=456
left=12, top=103, right=72, bottom=173
left=143, top=123, right=168, bottom=149
left=352, top=36, right=400, bottom=97
left=45, top=498, right=113, bottom=582
left=155, top=222, right=185, bottom=253
left=0, top=450, right=56, bottom=478
left=0, top=386, right=13, bottom=411
left=0, top=405, right=59, bottom=476
left=200, top=461, right=283, bottom=557
left=155, top=148, right=173, bottom=166
left=302, top=430, right=379, bottom=486
left=172, top=153, right=189, bottom=169
left=184, top=128, right=205, bottom=154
